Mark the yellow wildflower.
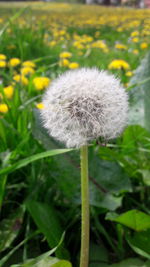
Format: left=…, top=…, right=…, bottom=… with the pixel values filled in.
left=91, top=40, right=107, bottom=49
left=33, top=77, right=50, bottom=90
left=0, top=103, right=8, bottom=113
left=0, top=60, right=6, bottom=68
left=59, top=52, right=72, bottom=59
left=69, top=62, right=79, bottom=69
left=21, top=67, right=35, bottom=76
left=22, top=61, right=36, bottom=68
left=140, top=42, right=148, bottom=49
left=125, top=71, right=133, bottom=77
left=73, top=42, right=84, bottom=49
left=9, top=58, right=21, bottom=67
left=36, top=102, right=45, bottom=109
left=131, top=31, right=139, bottom=37
left=115, top=43, right=127, bottom=50
left=108, top=59, right=130, bottom=70
left=0, top=54, right=6, bottom=60
left=13, top=74, right=28, bottom=86
left=132, top=37, right=139, bottom=43
left=59, top=59, right=70, bottom=67
left=4, top=85, right=14, bottom=99
left=117, top=27, right=123, bottom=32
left=49, top=41, right=57, bottom=47
left=124, top=83, right=129, bottom=88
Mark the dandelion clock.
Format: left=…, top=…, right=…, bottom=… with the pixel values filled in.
left=40, top=68, right=128, bottom=267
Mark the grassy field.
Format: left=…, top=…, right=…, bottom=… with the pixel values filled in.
left=0, top=2, right=150, bottom=267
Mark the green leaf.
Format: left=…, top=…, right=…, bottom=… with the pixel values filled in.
left=11, top=257, right=72, bottom=267
left=110, top=258, right=145, bottom=267
left=26, top=200, right=68, bottom=259
left=0, top=149, right=73, bottom=176
left=52, top=260, right=72, bottom=267
left=88, top=149, right=131, bottom=211
left=126, top=229, right=150, bottom=259
left=138, top=169, right=150, bottom=186
left=107, top=210, right=150, bottom=231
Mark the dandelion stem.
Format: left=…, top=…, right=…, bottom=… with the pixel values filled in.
left=80, top=145, right=89, bottom=267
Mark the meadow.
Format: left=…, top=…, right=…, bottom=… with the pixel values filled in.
left=0, top=2, right=150, bottom=266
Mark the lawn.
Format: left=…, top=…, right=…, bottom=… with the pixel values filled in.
left=0, top=2, right=150, bottom=267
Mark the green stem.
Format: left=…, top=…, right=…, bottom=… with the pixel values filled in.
left=80, top=145, right=89, bottom=267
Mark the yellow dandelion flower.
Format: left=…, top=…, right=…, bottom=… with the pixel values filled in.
left=13, top=74, right=28, bottom=86
left=108, top=59, right=130, bottom=70
left=132, top=37, right=139, bottom=43
left=49, top=41, right=57, bottom=47
left=33, top=77, right=50, bottom=90
left=117, top=27, right=123, bottom=32
left=0, top=103, right=8, bottom=113
left=9, top=58, right=21, bottom=67
left=59, top=52, right=72, bottom=59
left=21, top=67, right=35, bottom=76
left=68, top=62, right=79, bottom=69
left=59, top=59, right=70, bottom=67
left=140, top=42, right=148, bottom=49
left=36, top=102, right=45, bottom=109
left=115, top=43, right=127, bottom=50
left=131, top=31, right=139, bottom=37
left=0, top=60, right=6, bottom=68
left=0, top=54, right=6, bottom=60
left=124, top=83, right=129, bottom=88
left=22, top=61, right=36, bottom=68
left=91, top=40, right=107, bottom=50
left=74, top=42, right=84, bottom=50
left=4, top=85, right=14, bottom=99
left=125, top=71, right=133, bottom=77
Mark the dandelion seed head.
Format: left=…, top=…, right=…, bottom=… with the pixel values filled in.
left=41, top=68, right=128, bottom=148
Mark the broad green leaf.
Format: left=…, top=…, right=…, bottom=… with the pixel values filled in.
left=0, top=206, right=24, bottom=252
left=126, top=229, right=150, bottom=259
left=110, top=258, right=145, bottom=267
left=138, top=169, right=150, bottom=186
left=107, top=210, right=150, bottom=231
left=26, top=200, right=69, bottom=259
left=11, top=257, right=72, bottom=267
left=52, top=260, right=72, bottom=267
left=89, top=152, right=132, bottom=194
left=10, top=236, right=68, bottom=267
left=0, top=149, right=73, bottom=176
